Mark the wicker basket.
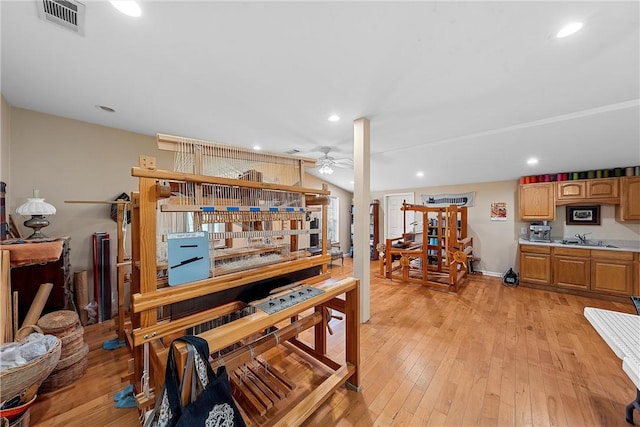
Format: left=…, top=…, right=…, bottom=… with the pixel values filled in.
left=0, top=327, right=61, bottom=402
left=37, top=311, right=79, bottom=335
left=38, top=356, right=88, bottom=393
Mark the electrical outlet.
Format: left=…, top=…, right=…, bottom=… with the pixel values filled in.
left=520, top=227, right=527, bottom=235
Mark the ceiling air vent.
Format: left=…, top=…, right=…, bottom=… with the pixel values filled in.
left=36, top=0, right=86, bottom=35
left=286, top=149, right=300, bottom=155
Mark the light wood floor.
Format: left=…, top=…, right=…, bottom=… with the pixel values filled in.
left=28, top=258, right=638, bottom=426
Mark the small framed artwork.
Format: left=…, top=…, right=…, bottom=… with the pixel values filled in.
left=566, top=205, right=601, bottom=225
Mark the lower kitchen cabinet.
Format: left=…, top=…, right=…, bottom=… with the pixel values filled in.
left=519, top=244, right=637, bottom=300
left=519, top=245, right=551, bottom=285
left=553, top=247, right=590, bottom=290
left=590, top=250, right=634, bottom=296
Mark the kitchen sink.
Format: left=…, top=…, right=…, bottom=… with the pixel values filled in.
left=560, top=240, right=618, bottom=248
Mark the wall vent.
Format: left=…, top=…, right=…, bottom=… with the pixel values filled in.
left=36, top=0, right=85, bottom=35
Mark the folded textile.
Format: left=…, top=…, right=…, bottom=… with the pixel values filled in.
left=0, top=239, right=64, bottom=267
left=103, top=338, right=126, bottom=350
left=114, top=384, right=134, bottom=402
left=115, top=395, right=137, bottom=409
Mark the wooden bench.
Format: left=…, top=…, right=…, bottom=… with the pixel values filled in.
left=584, top=307, right=640, bottom=424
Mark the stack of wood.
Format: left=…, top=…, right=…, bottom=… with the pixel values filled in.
left=36, top=310, right=88, bottom=393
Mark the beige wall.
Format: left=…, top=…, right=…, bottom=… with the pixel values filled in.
left=546, top=204, right=640, bottom=241
left=374, top=181, right=521, bottom=276
left=8, top=108, right=173, bottom=300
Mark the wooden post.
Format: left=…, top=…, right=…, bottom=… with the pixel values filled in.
left=0, top=250, right=12, bottom=343
left=353, top=117, right=371, bottom=323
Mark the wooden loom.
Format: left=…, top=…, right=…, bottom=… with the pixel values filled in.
left=127, top=134, right=360, bottom=426
left=380, top=202, right=472, bottom=293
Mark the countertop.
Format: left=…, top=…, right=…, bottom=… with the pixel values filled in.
left=519, top=237, right=640, bottom=253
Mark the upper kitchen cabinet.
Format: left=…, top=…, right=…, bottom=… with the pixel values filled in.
left=556, top=178, right=619, bottom=205
left=519, top=182, right=555, bottom=221
left=618, top=176, right=640, bottom=221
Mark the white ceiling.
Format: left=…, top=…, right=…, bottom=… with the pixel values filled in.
left=2, top=1, right=639, bottom=192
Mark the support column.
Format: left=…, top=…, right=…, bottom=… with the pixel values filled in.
left=353, top=117, right=371, bottom=323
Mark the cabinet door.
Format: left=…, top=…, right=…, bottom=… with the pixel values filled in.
left=620, top=176, right=640, bottom=220
left=590, top=259, right=634, bottom=296
left=587, top=178, right=619, bottom=198
left=520, top=252, right=551, bottom=285
left=557, top=181, right=586, bottom=200
left=519, top=183, right=555, bottom=221
left=554, top=256, right=590, bottom=290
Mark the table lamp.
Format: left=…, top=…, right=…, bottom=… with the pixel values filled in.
left=15, top=189, right=56, bottom=239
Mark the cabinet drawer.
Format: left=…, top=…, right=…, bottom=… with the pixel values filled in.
left=520, top=244, right=551, bottom=254
left=553, top=247, right=590, bottom=257
left=590, top=250, right=634, bottom=261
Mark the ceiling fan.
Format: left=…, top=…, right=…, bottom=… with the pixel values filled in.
left=316, top=147, right=352, bottom=175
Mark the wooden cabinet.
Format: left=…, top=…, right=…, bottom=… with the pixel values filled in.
left=557, top=181, right=585, bottom=200
left=11, top=238, right=71, bottom=324
left=590, top=250, right=634, bottom=296
left=519, top=245, right=551, bottom=285
left=520, top=244, right=637, bottom=300
left=618, top=176, right=640, bottom=220
left=587, top=178, right=618, bottom=198
left=519, top=183, right=555, bottom=221
left=556, top=178, right=619, bottom=204
left=553, top=247, right=590, bottom=290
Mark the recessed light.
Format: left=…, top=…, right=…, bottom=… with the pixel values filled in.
left=253, top=145, right=261, bottom=151
left=556, top=22, right=583, bottom=38
left=416, top=171, right=424, bottom=177
left=527, top=158, right=539, bottom=165
left=350, top=181, right=354, bottom=185
left=110, top=1, right=142, bottom=17
left=96, top=105, right=116, bottom=113
left=328, top=114, right=340, bottom=122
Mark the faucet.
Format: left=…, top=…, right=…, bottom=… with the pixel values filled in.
left=575, top=233, right=592, bottom=244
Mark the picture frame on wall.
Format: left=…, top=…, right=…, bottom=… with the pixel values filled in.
left=566, top=205, right=601, bottom=225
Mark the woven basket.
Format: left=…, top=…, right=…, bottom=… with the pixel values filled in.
left=0, top=327, right=61, bottom=402
left=54, top=342, right=88, bottom=371
left=58, top=325, right=85, bottom=359
left=37, top=311, right=79, bottom=335
left=38, top=355, right=88, bottom=393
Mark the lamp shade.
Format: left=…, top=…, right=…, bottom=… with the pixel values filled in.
left=16, top=198, right=56, bottom=216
